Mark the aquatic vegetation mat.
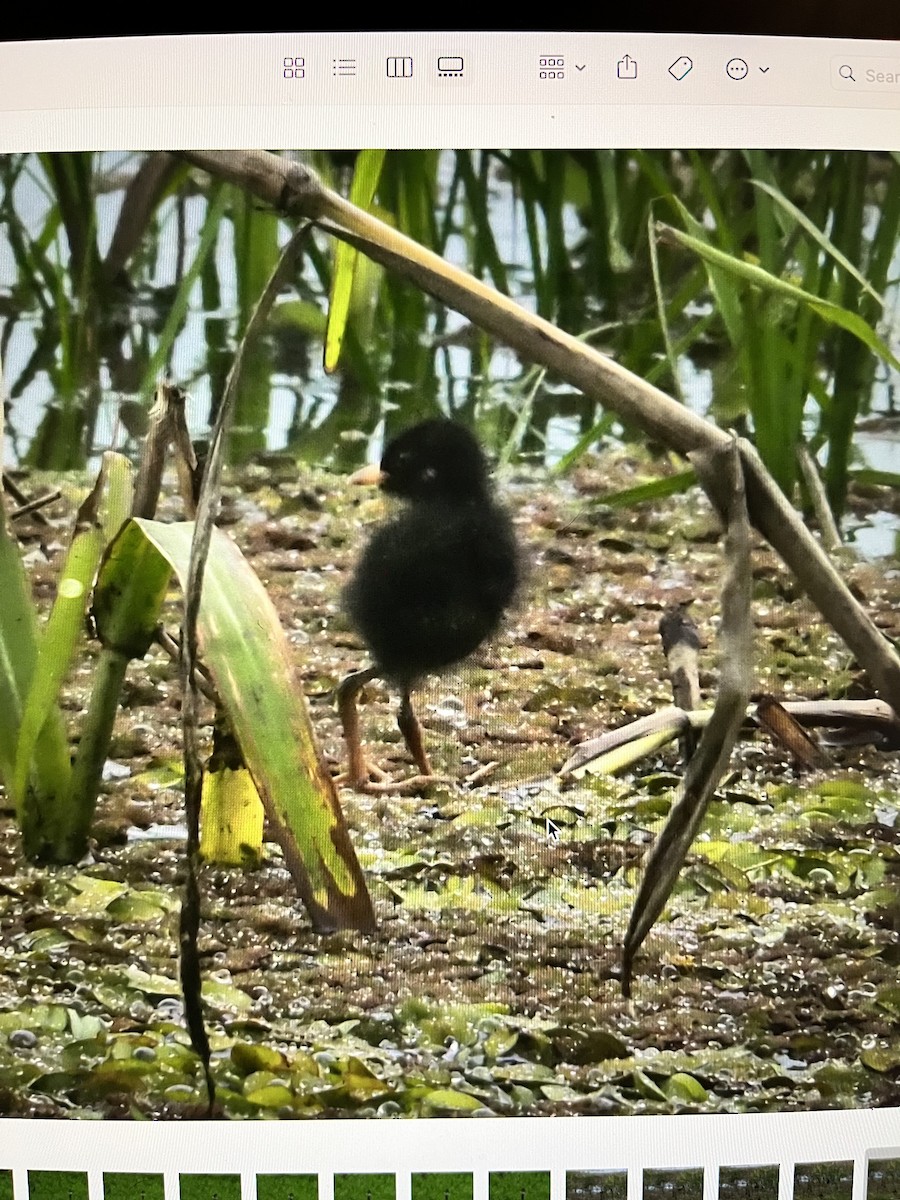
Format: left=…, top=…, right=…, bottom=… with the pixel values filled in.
left=0, top=453, right=899, bottom=1118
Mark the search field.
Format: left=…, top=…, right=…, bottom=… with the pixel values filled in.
left=831, top=55, right=900, bottom=90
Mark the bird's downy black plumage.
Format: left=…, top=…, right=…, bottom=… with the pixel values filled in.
left=337, top=419, right=520, bottom=791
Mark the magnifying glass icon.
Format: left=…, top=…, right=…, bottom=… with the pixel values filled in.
left=839, top=64, right=856, bottom=81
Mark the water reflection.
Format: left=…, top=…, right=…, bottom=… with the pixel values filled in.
left=566, top=1171, right=627, bottom=1200
left=2, top=150, right=899, bottom=553
left=718, top=1165, right=778, bottom=1198
left=642, top=1169, right=703, bottom=1199
left=792, top=1161, right=853, bottom=1199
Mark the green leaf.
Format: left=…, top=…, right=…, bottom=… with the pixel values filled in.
left=0, top=490, right=71, bottom=817
left=246, top=1083, right=293, bottom=1108
left=93, top=519, right=175, bottom=659
left=420, top=1087, right=486, bottom=1112
left=325, top=149, right=386, bottom=373
left=231, top=1043, right=287, bottom=1074
left=130, top=519, right=374, bottom=932
left=598, top=470, right=697, bottom=508
left=664, top=1072, right=709, bottom=1103
left=750, top=178, right=885, bottom=308
left=14, top=453, right=133, bottom=806
left=658, top=222, right=900, bottom=373
left=633, top=1069, right=667, bottom=1101
left=850, top=468, right=900, bottom=489
left=860, top=1043, right=900, bottom=1073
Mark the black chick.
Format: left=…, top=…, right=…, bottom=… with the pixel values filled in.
left=337, top=419, right=520, bottom=792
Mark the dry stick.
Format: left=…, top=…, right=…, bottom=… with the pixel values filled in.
left=132, top=383, right=189, bottom=519
left=559, top=708, right=694, bottom=777
left=796, top=443, right=842, bottom=552
left=659, top=604, right=702, bottom=762
left=155, top=627, right=221, bottom=707
left=622, top=439, right=753, bottom=995
left=659, top=606, right=702, bottom=713
left=179, top=151, right=900, bottom=718
left=9, top=489, right=62, bottom=520
left=178, top=225, right=310, bottom=1112
left=559, top=697, right=900, bottom=778
left=756, top=695, right=830, bottom=770
left=169, top=400, right=201, bottom=519
left=2, top=472, right=52, bottom=526
left=780, top=698, right=900, bottom=746
left=103, top=153, right=180, bottom=283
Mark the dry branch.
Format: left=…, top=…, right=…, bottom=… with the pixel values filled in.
left=177, top=150, right=900, bottom=718
left=622, top=439, right=753, bottom=993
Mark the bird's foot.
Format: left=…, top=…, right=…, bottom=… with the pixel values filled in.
left=335, top=764, right=449, bottom=795
left=333, top=758, right=391, bottom=789
left=359, top=773, right=439, bottom=795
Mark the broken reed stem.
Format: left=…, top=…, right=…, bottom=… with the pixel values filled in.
left=622, top=438, right=753, bottom=994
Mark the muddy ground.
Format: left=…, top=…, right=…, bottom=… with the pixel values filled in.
left=1, top=445, right=899, bottom=1118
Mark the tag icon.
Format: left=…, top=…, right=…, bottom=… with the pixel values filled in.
left=668, top=55, right=693, bottom=80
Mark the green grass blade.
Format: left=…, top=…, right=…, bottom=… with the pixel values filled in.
left=133, top=518, right=374, bottom=932
left=850, top=468, right=900, bottom=488
left=578, top=726, right=681, bottom=777
left=658, top=222, right=900, bottom=373
left=138, top=183, right=230, bottom=398
left=665, top=199, right=745, bottom=348
left=0, top=391, right=72, bottom=821
left=0, top=511, right=42, bottom=795
left=456, top=150, right=509, bottom=293
left=599, top=470, right=697, bottom=508
left=13, top=452, right=133, bottom=807
left=647, top=202, right=682, bottom=402
left=13, top=515, right=102, bottom=806
left=750, top=178, right=885, bottom=308
left=325, top=149, right=386, bottom=374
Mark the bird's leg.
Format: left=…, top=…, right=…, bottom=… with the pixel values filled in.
left=398, top=688, right=433, bottom=778
left=336, top=671, right=440, bottom=794
left=335, top=667, right=387, bottom=789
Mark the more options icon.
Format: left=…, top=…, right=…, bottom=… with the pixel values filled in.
left=726, top=57, right=749, bottom=80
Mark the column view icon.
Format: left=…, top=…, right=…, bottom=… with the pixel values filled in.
left=386, top=56, right=413, bottom=78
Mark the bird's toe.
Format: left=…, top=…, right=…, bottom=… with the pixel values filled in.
left=334, top=764, right=448, bottom=795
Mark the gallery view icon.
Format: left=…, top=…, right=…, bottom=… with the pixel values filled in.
left=437, top=56, right=464, bottom=77
left=539, top=55, right=565, bottom=79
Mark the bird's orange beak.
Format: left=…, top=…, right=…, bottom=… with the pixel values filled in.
left=349, top=464, right=387, bottom=486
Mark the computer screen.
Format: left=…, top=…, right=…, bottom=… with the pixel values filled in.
left=1, top=27, right=899, bottom=1200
